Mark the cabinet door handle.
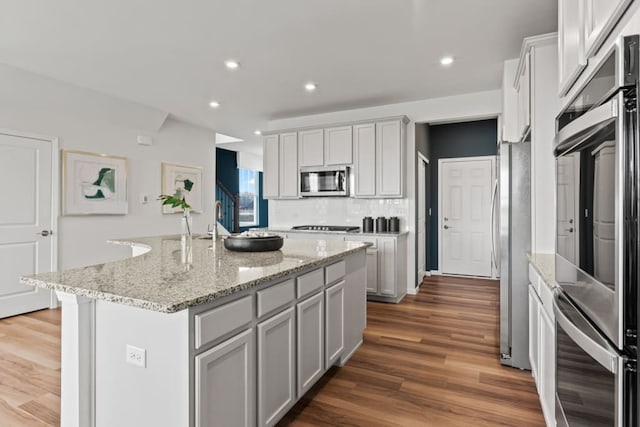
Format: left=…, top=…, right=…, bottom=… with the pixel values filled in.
left=37, top=230, right=53, bottom=237
left=566, top=227, right=574, bottom=233
left=444, top=225, right=452, bottom=230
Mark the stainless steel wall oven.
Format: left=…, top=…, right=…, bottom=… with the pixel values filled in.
left=554, top=35, right=638, bottom=427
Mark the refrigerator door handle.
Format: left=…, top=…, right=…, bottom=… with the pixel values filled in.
left=490, top=179, right=498, bottom=270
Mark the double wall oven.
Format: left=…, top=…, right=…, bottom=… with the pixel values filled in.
left=554, top=35, right=638, bottom=426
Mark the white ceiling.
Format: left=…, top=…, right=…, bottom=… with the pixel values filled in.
left=0, top=0, right=557, bottom=154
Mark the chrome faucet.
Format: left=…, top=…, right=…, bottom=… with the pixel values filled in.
left=211, top=200, right=223, bottom=240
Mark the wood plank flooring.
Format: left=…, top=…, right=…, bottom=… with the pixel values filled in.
left=0, top=308, right=60, bottom=426
left=0, top=275, right=544, bottom=426
left=279, top=275, right=544, bottom=426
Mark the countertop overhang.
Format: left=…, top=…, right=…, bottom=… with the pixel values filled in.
left=21, top=235, right=371, bottom=313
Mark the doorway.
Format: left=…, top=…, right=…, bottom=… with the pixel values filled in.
left=0, top=130, right=57, bottom=318
left=439, top=156, right=496, bottom=277
left=417, top=153, right=430, bottom=281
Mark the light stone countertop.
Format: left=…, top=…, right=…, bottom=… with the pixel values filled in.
left=21, top=235, right=370, bottom=313
left=527, top=253, right=558, bottom=289
left=265, top=227, right=409, bottom=237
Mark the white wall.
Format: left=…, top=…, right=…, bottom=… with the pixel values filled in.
left=0, top=64, right=216, bottom=270
left=267, top=90, right=502, bottom=292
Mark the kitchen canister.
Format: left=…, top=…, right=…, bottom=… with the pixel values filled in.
left=376, top=217, right=387, bottom=233
left=362, top=217, right=374, bottom=233
left=389, top=217, right=400, bottom=232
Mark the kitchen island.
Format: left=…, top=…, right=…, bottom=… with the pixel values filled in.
left=22, top=235, right=370, bottom=427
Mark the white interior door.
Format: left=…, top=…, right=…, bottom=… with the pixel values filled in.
left=440, top=157, right=494, bottom=277
left=417, top=157, right=427, bottom=280
left=556, top=153, right=580, bottom=264
left=0, top=131, right=55, bottom=318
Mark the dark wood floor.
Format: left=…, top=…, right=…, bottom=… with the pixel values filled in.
left=279, top=275, right=544, bottom=427
left=0, top=275, right=544, bottom=426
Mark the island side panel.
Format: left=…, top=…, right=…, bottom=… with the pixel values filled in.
left=339, top=249, right=367, bottom=366
left=56, top=292, right=95, bottom=427
left=94, top=300, right=190, bottom=427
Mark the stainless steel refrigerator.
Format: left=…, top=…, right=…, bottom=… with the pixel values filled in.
left=498, top=140, right=531, bottom=369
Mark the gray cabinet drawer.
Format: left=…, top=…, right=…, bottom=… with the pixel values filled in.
left=257, top=279, right=295, bottom=318
left=195, top=295, right=253, bottom=350
left=325, top=260, right=346, bottom=285
left=297, top=268, right=324, bottom=300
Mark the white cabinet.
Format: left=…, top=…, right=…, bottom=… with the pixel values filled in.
left=376, top=119, right=404, bottom=197
left=296, top=292, right=324, bottom=396
left=528, top=263, right=557, bottom=427
left=559, top=0, right=587, bottom=95
left=583, top=0, right=633, bottom=58
left=279, top=133, right=299, bottom=199
left=324, top=126, right=353, bottom=165
left=257, top=307, right=296, bottom=427
left=378, top=238, right=397, bottom=297
left=325, top=280, right=345, bottom=367
left=263, top=135, right=280, bottom=199
left=263, top=133, right=299, bottom=199
left=365, top=247, right=378, bottom=294
left=344, top=234, right=407, bottom=303
left=539, top=303, right=556, bottom=426
left=298, top=129, right=324, bottom=167
left=516, top=52, right=531, bottom=140
left=353, top=123, right=376, bottom=197
left=528, top=284, right=541, bottom=382
left=195, top=328, right=255, bottom=427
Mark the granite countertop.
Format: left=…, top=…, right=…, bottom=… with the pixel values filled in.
left=527, top=253, right=558, bottom=289
left=21, top=235, right=370, bottom=313
left=266, top=228, right=409, bottom=237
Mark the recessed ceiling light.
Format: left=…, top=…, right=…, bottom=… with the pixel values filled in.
left=224, top=60, right=240, bottom=70
left=209, top=100, right=220, bottom=108
left=304, top=82, right=317, bottom=92
left=440, top=56, right=454, bottom=66
left=254, top=130, right=262, bottom=136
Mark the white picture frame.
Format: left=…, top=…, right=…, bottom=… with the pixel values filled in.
left=62, top=150, right=128, bottom=215
left=161, top=162, right=204, bottom=214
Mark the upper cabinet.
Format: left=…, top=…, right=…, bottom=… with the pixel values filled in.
left=515, top=52, right=531, bottom=141
left=263, top=133, right=299, bottom=200
left=559, top=0, right=587, bottom=95
left=354, top=118, right=407, bottom=198
left=583, top=0, right=633, bottom=58
left=298, top=129, right=324, bottom=167
left=353, top=123, right=376, bottom=197
left=557, top=0, right=634, bottom=96
left=324, top=126, right=353, bottom=166
left=376, top=120, right=405, bottom=197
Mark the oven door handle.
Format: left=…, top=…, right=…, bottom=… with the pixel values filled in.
left=554, top=96, right=619, bottom=154
left=553, top=290, right=618, bottom=374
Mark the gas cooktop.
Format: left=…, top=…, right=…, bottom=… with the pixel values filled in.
left=291, top=225, right=360, bottom=233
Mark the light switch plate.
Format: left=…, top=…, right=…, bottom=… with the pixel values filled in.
left=126, top=345, right=146, bottom=368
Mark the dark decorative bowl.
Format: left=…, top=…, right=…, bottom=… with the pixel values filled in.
left=223, top=234, right=284, bottom=252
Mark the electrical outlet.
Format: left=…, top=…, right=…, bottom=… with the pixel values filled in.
left=139, top=193, right=149, bottom=204
left=126, top=345, right=146, bottom=368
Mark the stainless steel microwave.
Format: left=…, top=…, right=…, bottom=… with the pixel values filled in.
left=299, top=166, right=349, bottom=197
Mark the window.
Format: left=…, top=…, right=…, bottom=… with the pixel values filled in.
left=238, top=168, right=258, bottom=226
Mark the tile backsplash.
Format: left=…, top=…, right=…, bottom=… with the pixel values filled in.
left=268, top=198, right=409, bottom=230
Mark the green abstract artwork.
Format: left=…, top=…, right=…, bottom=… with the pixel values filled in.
left=82, top=167, right=116, bottom=199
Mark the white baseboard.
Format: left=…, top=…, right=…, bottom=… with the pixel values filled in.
left=430, top=270, right=442, bottom=275
left=407, top=287, right=419, bottom=295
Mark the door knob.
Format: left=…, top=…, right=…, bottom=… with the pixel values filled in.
left=444, top=225, right=452, bottom=230
left=38, top=230, right=53, bottom=237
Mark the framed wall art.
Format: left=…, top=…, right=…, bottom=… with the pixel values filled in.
left=62, top=150, right=128, bottom=215
left=161, top=162, right=203, bottom=214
